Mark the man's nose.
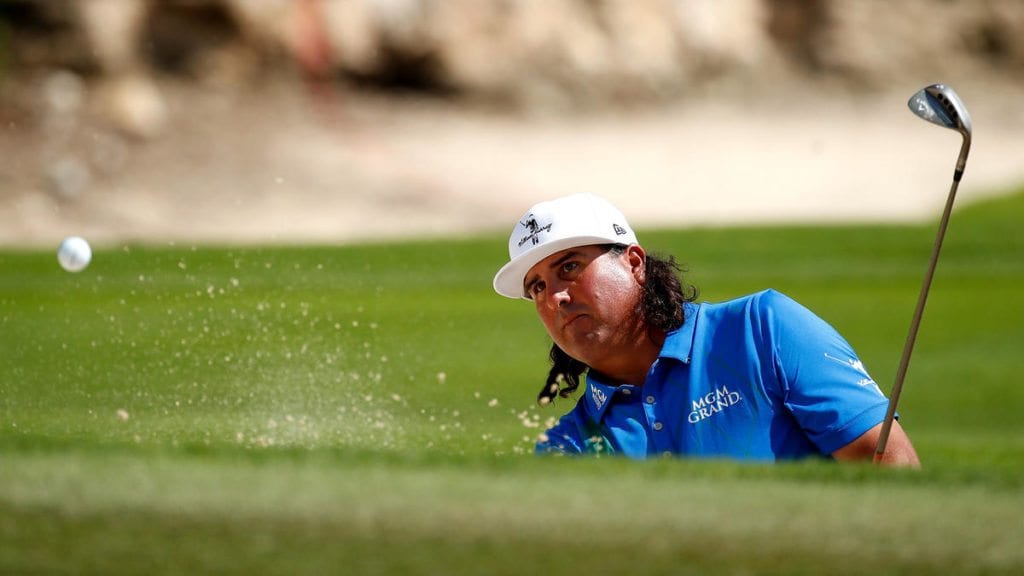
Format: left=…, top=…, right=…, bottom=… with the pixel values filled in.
left=547, top=282, right=571, bottom=308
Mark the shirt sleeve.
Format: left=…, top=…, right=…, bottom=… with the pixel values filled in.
left=755, top=290, right=891, bottom=455
left=535, top=405, right=588, bottom=455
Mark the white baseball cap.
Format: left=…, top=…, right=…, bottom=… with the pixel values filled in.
left=493, top=193, right=638, bottom=299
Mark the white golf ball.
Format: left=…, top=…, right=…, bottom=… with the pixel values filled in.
left=57, top=236, right=92, bottom=272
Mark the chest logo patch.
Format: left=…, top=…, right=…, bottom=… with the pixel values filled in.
left=688, top=385, right=743, bottom=424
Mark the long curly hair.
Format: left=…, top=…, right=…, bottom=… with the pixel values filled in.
left=536, top=245, right=698, bottom=405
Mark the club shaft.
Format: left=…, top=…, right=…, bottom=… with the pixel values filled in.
left=873, top=173, right=961, bottom=461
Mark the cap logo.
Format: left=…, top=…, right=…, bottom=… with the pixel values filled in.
left=517, top=214, right=553, bottom=248
left=613, top=223, right=627, bottom=236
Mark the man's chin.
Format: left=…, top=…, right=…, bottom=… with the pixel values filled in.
left=557, top=334, right=602, bottom=363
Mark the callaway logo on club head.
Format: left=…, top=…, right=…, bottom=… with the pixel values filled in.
left=517, top=215, right=553, bottom=247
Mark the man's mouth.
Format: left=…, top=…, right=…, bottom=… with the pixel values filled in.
left=563, top=313, right=588, bottom=329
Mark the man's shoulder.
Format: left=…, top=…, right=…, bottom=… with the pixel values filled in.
left=704, top=288, right=797, bottom=315
left=698, top=289, right=822, bottom=338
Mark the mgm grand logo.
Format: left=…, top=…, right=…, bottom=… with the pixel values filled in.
left=688, top=385, right=743, bottom=424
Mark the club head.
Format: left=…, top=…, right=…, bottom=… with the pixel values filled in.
left=908, top=84, right=972, bottom=138
left=909, top=84, right=972, bottom=178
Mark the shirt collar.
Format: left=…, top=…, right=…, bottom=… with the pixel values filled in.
left=582, top=302, right=701, bottom=422
left=582, top=377, right=617, bottom=422
left=659, top=301, right=700, bottom=364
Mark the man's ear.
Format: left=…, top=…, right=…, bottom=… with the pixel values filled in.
left=626, top=244, right=646, bottom=284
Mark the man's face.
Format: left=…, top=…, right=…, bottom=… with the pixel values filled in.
left=523, top=244, right=645, bottom=366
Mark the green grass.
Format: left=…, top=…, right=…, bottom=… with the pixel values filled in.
left=2, top=188, right=1024, bottom=574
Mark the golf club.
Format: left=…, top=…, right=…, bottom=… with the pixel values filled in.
left=874, top=84, right=972, bottom=462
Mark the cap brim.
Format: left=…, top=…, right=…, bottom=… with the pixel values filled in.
left=492, top=235, right=621, bottom=299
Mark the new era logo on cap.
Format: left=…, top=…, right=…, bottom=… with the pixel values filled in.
left=493, top=193, right=639, bottom=299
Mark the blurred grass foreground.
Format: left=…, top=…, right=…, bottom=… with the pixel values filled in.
left=1, top=189, right=1023, bottom=574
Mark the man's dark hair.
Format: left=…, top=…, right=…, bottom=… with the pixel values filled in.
left=537, top=245, right=698, bottom=405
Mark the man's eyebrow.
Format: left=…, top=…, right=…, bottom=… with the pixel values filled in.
left=522, top=251, right=586, bottom=295
left=549, top=251, right=583, bottom=269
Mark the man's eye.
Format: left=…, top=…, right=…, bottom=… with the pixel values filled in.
left=562, top=262, right=578, bottom=274
left=530, top=281, right=546, bottom=296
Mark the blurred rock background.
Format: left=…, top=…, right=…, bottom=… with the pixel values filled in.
left=1, top=0, right=1023, bottom=246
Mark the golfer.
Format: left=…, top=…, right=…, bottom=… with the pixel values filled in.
left=493, top=193, right=920, bottom=466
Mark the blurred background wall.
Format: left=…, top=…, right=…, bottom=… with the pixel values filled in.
left=2, top=0, right=1023, bottom=245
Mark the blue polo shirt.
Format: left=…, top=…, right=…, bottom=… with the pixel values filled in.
left=536, top=289, right=891, bottom=461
